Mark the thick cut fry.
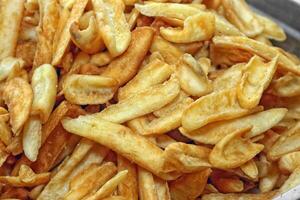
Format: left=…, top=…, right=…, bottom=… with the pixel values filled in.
left=209, top=127, right=264, bottom=169
left=273, top=73, right=300, bottom=97
left=237, top=56, right=278, bottom=109
left=181, top=108, right=285, bottom=144
left=0, top=165, right=50, bottom=187
left=160, top=13, right=214, bottom=43
left=92, top=0, right=131, bottom=57
left=279, top=151, right=300, bottom=174
left=176, top=54, right=212, bottom=97
left=3, top=78, right=33, bottom=135
left=31, top=64, right=57, bottom=123
left=63, top=74, right=118, bottom=105
left=279, top=166, right=300, bottom=195
left=52, top=0, right=88, bottom=65
left=33, top=0, right=58, bottom=68
left=0, top=0, right=25, bottom=59
left=202, top=191, right=277, bottom=200
left=138, top=167, right=158, bottom=200
left=62, top=115, right=180, bottom=180
left=150, top=37, right=183, bottom=66
left=101, top=27, right=155, bottom=86
left=85, top=170, right=128, bottom=200
left=163, top=143, right=211, bottom=173
left=117, top=155, right=138, bottom=200
left=0, top=57, right=25, bottom=82
left=240, top=160, right=258, bottom=180
left=118, top=59, right=173, bottom=101
left=169, top=168, right=211, bottom=200
left=154, top=177, right=171, bottom=200
left=212, top=36, right=300, bottom=75
left=222, top=0, right=263, bottom=37
left=182, top=89, right=251, bottom=131
left=93, top=78, right=180, bottom=123
left=22, top=116, right=42, bottom=162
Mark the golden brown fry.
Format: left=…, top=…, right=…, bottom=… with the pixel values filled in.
left=279, top=166, right=300, bottom=195
left=101, top=27, right=154, bottom=86
left=212, top=176, right=244, bottom=193
left=240, top=159, right=258, bottom=180
left=169, top=168, right=211, bottom=200
left=90, top=51, right=113, bottom=67
left=279, top=151, right=300, bottom=174
left=155, top=135, right=177, bottom=149
left=273, top=73, right=300, bottom=97
left=16, top=41, right=37, bottom=68
left=154, top=176, right=171, bottom=200
left=259, top=163, right=279, bottom=192
left=138, top=167, right=158, bottom=200
left=202, top=191, right=277, bottom=200
left=3, top=78, right=33, bottom=135
left=0, top=142, right=9, bottom=167
left=0, top=120, right=12, bottom=146
left=0, top=0, right=25, bottom=59
left=0, top=57, right=25, bottom=82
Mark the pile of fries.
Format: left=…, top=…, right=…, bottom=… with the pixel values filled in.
left=1, top=0, right=300, bottom=199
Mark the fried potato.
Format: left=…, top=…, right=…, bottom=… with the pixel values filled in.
left=240, top=160, right=258, bottom=180
left=279, top=166, right=300, bottom=195
left=62, top=115, right=180, bottom=180
left=101, top=27, right=155, bottom=86
left=118, top=59, right=173, bottom=101
left=163, top=142, right=211, bottom=173
left=273, top=73, right=300, bottom=97
left=90, top=51, right=113, bottom=67
left=212, top=36, right=300, bottom=75
left=202, top=191, right=277, bottom=200
left=213, top=176, right=244, bottom=193
left=92, top=0, right=131, bottom=57
left=0, top=165, right=50, bottom=187
left=155, top=135, right=177, bottom=149
left=176, top=53, right=212, bottom=97
left=169, top=168, right=211, bottom=200
left=117, top=155, right=138, bottom=200
left=279, top=151, right=300, bottom=174
left=31, top=64, right=57, bottom=123
left=33, top=0, right=58, bottom=68
left=160, top=13, right=214, bottom=43
left=16, top=41, right=37, bottom=68
left=0, top=57, right=25, bottom=82
left=181, top=108, right=286, bottom=145
left=259, top=163, right=279, bottom=192
left=52, top=0, right=89, bottom=65
left=3, top=78, right=33, bottom=135
left=213, top=13, right=244, bottom=36
left=154, top=176, right=171, bottom=200
left=138, top=167, right=158, bottom=200
left=237, top=55, right=278, bottom=109
left=182, top=89, right=251, bottom=131
left=0, top=0, right=25, bottom=59
left=93, top=78, right=180, bottom=123
left=209, top=127, right=264, bottom=169
left=0, top=142, right=9, bottom=167
left=63, top=74, right=118, bottom=105
left=0, top=120, right=12, bottom=146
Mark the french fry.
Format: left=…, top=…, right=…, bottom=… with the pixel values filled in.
left=155, top=135, right=177, bottom=149
left=138, top=167, right=158, bottom=200
left=52, top=0, right=89, bottom=65
left=90, top=51, right=113, bottom=67
left=259, top=163, right=279, bottom=192
left=174, top=42, right=203, bottom=55
left=209, top=127, right=264, bottom=169
left=29, top=185, right=45, bottom=200
left=101, top=27, right=154, bottom=86
left=16, top=41, right=37, bottom=68
left=181, top=89, right=252, bottom=131
left=101, top=196, right=127, bottom=200
left=117, top=155, right=138, bottom=200
left=176, top=54, right=212, bottom=97
left=0, top=165, right=50, bottom=187
left=3, top=78, right=33, bottom=135
left=213, top=13, right=244, bottom=36
left=0, top=0, right=25, bottom=59
left=0, top=57, right=25, bottom=82
left=0, top=120, right=12, bottom=146
left=273, top=73, right=300, bottom=97
left=237, top=56, right=278, bottom=109
left=240, top=159, right=258, bottom=180
left=212, top=176, right=244, bottom=193
left=279, top=166, right=300, bottom=195
left=154, top=176, right=171, bottom=200
left=118, top=59, right=173, bottom=101
left=160, top=13, right=215, bottom=43
left=278, top=151, right=300, bottom=174
left=62, top=115, right=181, bottom=180
left=259, top=130, right=280, bottom=154
left=180, top=108, right=286, bottom=144
left=32, top=0, right=59, bottom=68
left=202, top=191, right=277, bottom=200
left=93, top=78, right=180, bottom=123
left=0, top=141, right=9, bottom=167
left=92, top=0, right=131, bottom=57
left=169, top=168, right=211, bottom=200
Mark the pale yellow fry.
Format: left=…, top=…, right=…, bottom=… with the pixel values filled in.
left=212, top=36, right=300, bottom=75
left=279, top=151, right=300, bottom=174
left=237, top=55, right=278, bottom=109
left=0, top=0, right=25, bottom=59
left=176, top=54, right=212, bottom=97
left=155, top=135, right=177, bottom=149
left=118, top=59, right=173, bottom=101
left=181, top=89, right=250, bottom=131
left=202, top=191, right=277, bottom=200
left=62, top=115, right=181, bottom=180
left=180, top=108, right=286, bottom=144
left=154, top=177, right=171, bottom=200
left=93, top=78, right=180, bottom=124
left=90, top=51, right=113, bottom=67
left=209, top=127, right=264, bottom=169
left=160, top=13, right=215, bottom=43
left=63, top=74, right=118, bottom=105
left=279, top=166, right=300, bottom=195
left=117, top=155, right=138, bottom=200
left=92, top=0, right=131, bottom=57
left=33, top=0, right=59, bottom=68
left=52, top=0, right=88, bottom=65
left=3, top=78, right=33, bottom=135
left=31, top=64, right=57, bottom=123
left=273, top=73, right=300, bottom=97
left=22, top=116, right=42, bottom=162
left=127, top=8, right=140, bottom=30
left=0, top=57, right=25, bottom=82
left=138, top=167, right=158, bottom=200
left=213, top=13, right=244, bottom=36
left=259, top=163, right=279, bottom=192
left=85, top=170, right=128, bottom=200
left=240, top=160, right=258, bottom=180
left=169, top=168, right=211, bottom=200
